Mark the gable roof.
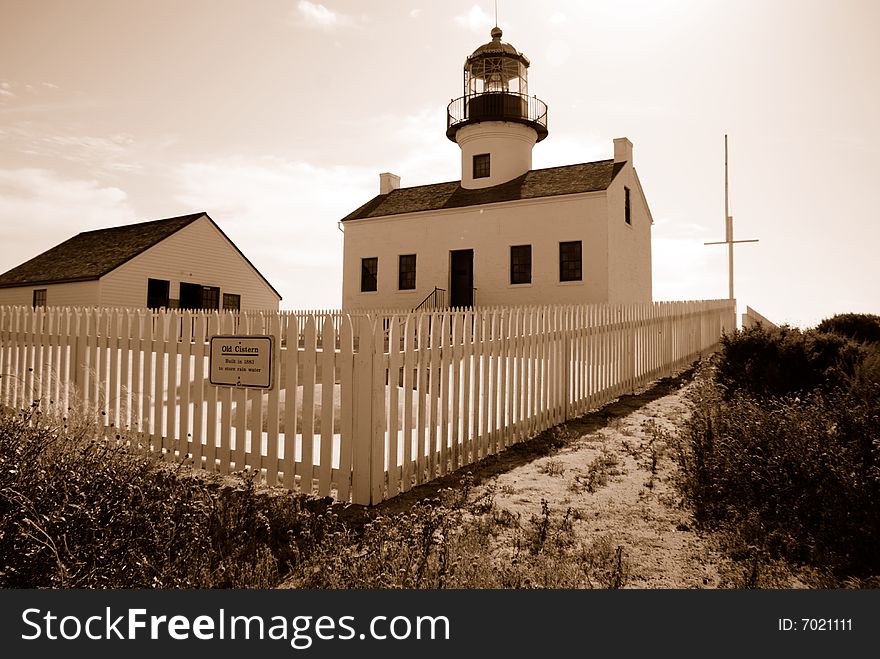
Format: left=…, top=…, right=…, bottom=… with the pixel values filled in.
left=0, top=212, right=282, bottom=299
left=341, top=159, right=625, bottom=222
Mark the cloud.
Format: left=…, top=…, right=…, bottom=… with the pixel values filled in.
left=410, top=8, right=421, bottom=19
left=173, top=156, right=376, bottom=308
left=548, top=12, right=568, bottom=25
left=0, top=81, right=14, bottom=99
left=454, top=5, right=493, bottom=33
left=0, top=168, right=135, bottom=272
left=0, top=124, right=140, bottom=173
left=294, top=1, right=352, bottom=30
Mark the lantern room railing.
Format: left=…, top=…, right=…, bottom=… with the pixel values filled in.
left=446, top=92, right=548, bottom=142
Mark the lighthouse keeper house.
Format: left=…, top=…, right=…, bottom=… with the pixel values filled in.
left=0, top=212, right=281, bottom=311
left=340, top=27, right=652, bottom=311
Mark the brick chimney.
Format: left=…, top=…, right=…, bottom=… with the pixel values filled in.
left=613, top=137, right=633, bottom=164
left=379, top=172, right=400, bottom=195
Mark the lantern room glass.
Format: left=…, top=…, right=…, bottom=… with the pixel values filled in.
left=464, top=57, right=528, bottom=96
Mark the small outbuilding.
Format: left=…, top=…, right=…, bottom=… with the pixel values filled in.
left=0, top=211, right=281, bottom=310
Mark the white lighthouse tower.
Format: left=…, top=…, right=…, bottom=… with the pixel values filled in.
left=446, top=26, right=549, bottom=189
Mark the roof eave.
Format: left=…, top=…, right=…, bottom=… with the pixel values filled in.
left=0, top=275, right=101, bottom=289
left=340, top=187, right=610, bottom=223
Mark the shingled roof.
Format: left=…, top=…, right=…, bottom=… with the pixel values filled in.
left=0, top=212, right=281, bottom=299
left=341, top=160, right=625, bottom=222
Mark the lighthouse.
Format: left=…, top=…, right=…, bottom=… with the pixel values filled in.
left=447, top=26, right=549, bottom=189
left=340, top=26, right=652, bottom=311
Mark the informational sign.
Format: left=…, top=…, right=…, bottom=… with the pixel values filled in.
left=209, top=335, right=274, bottom=389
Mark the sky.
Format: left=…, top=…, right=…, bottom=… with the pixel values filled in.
left=1, top=0, right=878, bottom=327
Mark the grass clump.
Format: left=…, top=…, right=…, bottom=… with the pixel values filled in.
left=285, top=479, right=629, bottom=589
left=0, top=403, right=335, bottom=588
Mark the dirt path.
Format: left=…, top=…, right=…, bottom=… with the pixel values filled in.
left=474, top=373, right=733, bottom=588
left=371, top=366, right=736, bottom=588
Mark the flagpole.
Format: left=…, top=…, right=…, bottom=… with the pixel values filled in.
left=705, top=134, right=758, bottom=302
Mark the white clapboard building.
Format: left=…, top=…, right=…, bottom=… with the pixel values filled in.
left=0, top=212, right=281, bottom=310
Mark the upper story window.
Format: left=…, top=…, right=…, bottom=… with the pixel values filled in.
left=625, top=186, right=632, bottom=225
left=473, top=153, right=490, bottom=179
left=398, top=254, right=416, bottom=290
left=32, top=288, right=47, bottom=309
left=361, top=257, right=378, bottom=292
left=559, top=241, right=583, bottom=282
left=510, top=245, right=531, bottom=285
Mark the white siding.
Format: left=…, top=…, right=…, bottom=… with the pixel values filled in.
left=456, top=122, right=536, bottom=189
left=0, top=280, right=100, bottom=307
left=100, top=216, right=280, bottom=310
left=606, top=164, right=653, bottom=303
left=341, top=193, right=611, bottom=310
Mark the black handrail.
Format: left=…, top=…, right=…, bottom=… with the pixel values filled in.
left=414, top=287, right=447, bottom=312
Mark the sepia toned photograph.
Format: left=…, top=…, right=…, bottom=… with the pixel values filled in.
left=0, top=1, right=878, bottom=653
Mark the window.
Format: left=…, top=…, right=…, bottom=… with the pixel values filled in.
left=361, top=257, right=378, bottom=292
left=201, top=286, right=220, bottom=310
left=179, top=282, right=201, bottom=309
left=473, top=153, right=490, bottom=179
left=180, top=282, right=219, bottom=309
left=398, top=254, right=416, bottom=290
left=625, top=186, right=632, bottom=225
left=223, top=293, right=241, bottom=311
left=32, top=289, right=47, bottom=308
left=559, top=241, right=582, bottom=282
left=147, top=278, right=170, bottom=309
left=510, top=245, right=531, bottom=285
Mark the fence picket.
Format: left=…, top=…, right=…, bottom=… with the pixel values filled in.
left=415, top=314, right=429, bottom=485
left=300, top=316, right=317, bottom=493
left=401, top=316, right=415, bottom=491
left=438, top=313, right=450, bottom=475
left=428, top=313, right=441, bottom=480
left=318, top=315, right=335, bottom=496
left=336, top=315, right=354, bottom=501
left=265, top=313, right=282, bottom=487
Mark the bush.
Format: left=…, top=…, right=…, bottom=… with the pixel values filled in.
left=0, top=405, right=336, bottom=588
left=816, top=313, right=880, bottom=344
left=713, top=324, right=864, bottom=399
left=676, top=371, right=880, bottom=579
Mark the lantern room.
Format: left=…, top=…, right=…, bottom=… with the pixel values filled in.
left=446, top=26, right=548, bottom=143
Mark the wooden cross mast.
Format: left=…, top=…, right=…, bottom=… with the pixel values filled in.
left=704, top=134, right=758, bottom=300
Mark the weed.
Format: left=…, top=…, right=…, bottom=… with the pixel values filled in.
left=538, top=459, right=565, bottom=477
left=572, top=449, right=619, bottom=493
left=576, top=535, right=630, bottom=588
left=499, top=483, right=516, bottom=496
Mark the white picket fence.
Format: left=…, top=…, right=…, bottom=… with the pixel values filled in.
left=0, top=300, right=735, bottom=505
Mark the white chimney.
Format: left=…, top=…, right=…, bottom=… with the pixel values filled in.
left=613, top=137, right=633, bottom=164
left=379, top=172, right=400, bottom=195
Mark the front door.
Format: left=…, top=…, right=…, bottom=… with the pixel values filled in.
left=449, top=249, right=474, bottom=308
